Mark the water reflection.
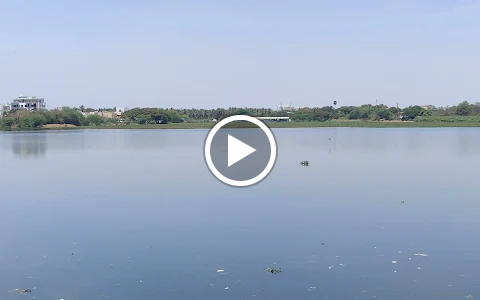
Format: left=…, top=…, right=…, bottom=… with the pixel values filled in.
left=12, top=134, right=46, bottom=159
left=3, top=128, right=480, bottom=161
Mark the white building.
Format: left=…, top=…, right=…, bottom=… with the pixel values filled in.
left=115, top=107, right=126, bottom=114
left=0, top=104, right=12, bottom=117
left=11, top=95, right=46, bottom=111
left=53, top=106, right=63, bottom=111
left=277, top=104, right=298, bottom=112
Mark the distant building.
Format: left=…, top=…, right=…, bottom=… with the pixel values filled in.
left=0, top=104, right=12, bottom=117
left=277, top=104, right=298, bottom=112
left=11, top=95, right=46, bottom=111
left=53, top=106, right=63, bottom=111
left=96, top=111, right=116, bottom=119
left=421, top=105, right=435, bottom=110
left=115, top=107, right=126, bottom=114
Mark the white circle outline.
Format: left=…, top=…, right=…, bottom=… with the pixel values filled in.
left=204, top=115, right=277, bottom=187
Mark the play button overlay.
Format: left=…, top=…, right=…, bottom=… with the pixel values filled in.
left=228, top=135, right=256, bottom=167
left=204, top=115, right=277, bottom=187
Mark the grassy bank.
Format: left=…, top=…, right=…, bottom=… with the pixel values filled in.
left=30, top=120, right=480, bottom=131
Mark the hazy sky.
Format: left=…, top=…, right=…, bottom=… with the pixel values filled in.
left=1, top=0, right=479, bottom=109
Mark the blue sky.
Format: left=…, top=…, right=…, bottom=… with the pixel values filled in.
left=1, top=0, right=479, bottom=109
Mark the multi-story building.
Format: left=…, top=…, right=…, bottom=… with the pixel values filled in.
left=0, top=104, right=12, bottom=117
left=11, top=95, right=46, bottom=111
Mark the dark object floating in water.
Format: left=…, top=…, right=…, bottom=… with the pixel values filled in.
left=9, top=288, right=34, bottom=295
left=321, top=242, right=328, bottom=246
left=265, top=267, right=281, bottom=274
left=401, top=201, right=405, bottom=203
left=300, top=160, right=309, bottom=166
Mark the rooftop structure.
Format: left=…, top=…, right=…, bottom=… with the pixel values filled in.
left=11, top=95, right=46, bottom=111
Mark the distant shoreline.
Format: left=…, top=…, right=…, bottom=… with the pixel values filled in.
left=2, top=120, right=480, bottom=131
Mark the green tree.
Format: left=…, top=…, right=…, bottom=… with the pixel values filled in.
left=388, top=107, right=401, bottom=114
left=86, top=114, right=104, bottom=125
left=348, top=108, right=361, bottom=120
left=136, top=114, right=153, bottom=124
left=236, top=108, right=249, bottom=115
left=456, top=101, right=471, bottom=116
left=0, top=116, right=15, bottom=129
left=377, top=109, right=392, bottom=120
left=312, top=111, right=332, bottom=122
left=402, top=106, right=425, bottom=120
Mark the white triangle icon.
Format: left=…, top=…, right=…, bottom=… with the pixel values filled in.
left=228, top=134, right=256, bottom=167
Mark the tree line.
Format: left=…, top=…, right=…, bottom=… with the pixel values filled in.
left=0, top=109, right=106, bottom=130
left=1, top=101, right=480, bottom=130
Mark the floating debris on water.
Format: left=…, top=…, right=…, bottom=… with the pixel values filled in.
left=9, top=287, right=36, bottom=295
left=216, top=269, right=225, bottom=273
left=414, top=253, right=428, bottom=257
left=328, top=266, right=333, bottom=269
left=265, top=267, right=281, bottom=274
left=338, top=263, right=345, bottom=267
left=308, top=286, right=316, bottom=291
left=300, top=160, right=309, bottom=166
left=391, top=261, right=397, bottom=264
left=321, top=242, right=328, bottom=246
left=224, top=287, right=229, bottom=290
left=465, top=295, right=474, bottom=299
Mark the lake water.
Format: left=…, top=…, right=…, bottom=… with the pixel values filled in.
left=1, top=128, right=479, bottom=300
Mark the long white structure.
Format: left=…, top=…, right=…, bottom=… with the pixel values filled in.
left=256, top=116, right=290, bottom=122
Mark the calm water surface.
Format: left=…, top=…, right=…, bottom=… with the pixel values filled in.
left=1, top=128, right=480, bottom=300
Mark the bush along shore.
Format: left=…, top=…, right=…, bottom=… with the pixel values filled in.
left=2, top=101, right=480, bottom=131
